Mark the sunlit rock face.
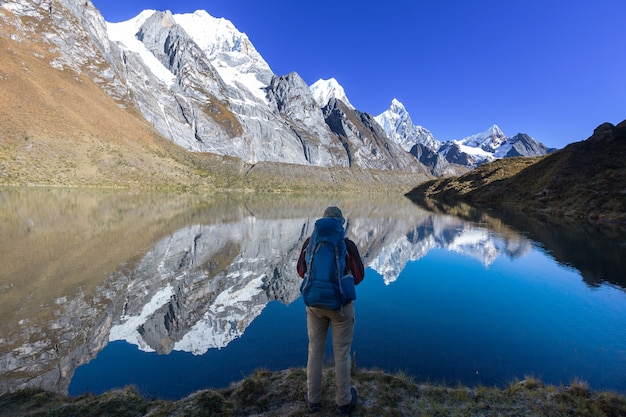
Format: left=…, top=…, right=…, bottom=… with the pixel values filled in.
left=2, top=0, right=554, bottom=178
left=0, top=0, right=428, bottom=171
left=265, top=72, right=347, bottom=166
left=322, top=99, right=425, bottom=171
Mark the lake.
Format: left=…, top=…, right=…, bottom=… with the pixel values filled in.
left=1, top=187, right=625, bottom=400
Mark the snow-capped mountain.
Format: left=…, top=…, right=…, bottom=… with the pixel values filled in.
left=1, top=0, right=552, bottom=178
left=0, top=0, right=428, bottom=172
left=461, top=125, right=507, bottom=152
left=438, top=125, right=506, bottom=167
left=312, top=87, right=553, bottom=173
left=103, top=8, right=430, bottom=172
left=310, top=78, right=354, bottom=109
left=0, top=0, right=430, bottom=173
left=374, top=99, right=459, bottom=175
left=172, top=10, right=274, bottom=98
left=375, top=99, right=440, bottom=151
left=375, top=98, right=554, bottom=171
left=438, top=125, right=554, bottom=167
left=107, top=9, right=273, bottom=102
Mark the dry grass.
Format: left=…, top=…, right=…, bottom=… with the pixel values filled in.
left=1, top=368, right=625, bottom=417
left=0, top=18, right=208, bottom=190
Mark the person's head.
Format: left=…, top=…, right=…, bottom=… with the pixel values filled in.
left=323, top=206, right=345, bottom=225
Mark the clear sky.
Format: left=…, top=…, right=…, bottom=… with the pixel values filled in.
left=91, top=0, right=625, bottom=149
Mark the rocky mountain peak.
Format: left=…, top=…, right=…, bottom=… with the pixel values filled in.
left=500, top=133, right=554, bottom=158
left=461, top=124, right=507, bottom=152
left=310, top=78, right=354, bottom=109
left=136, top=11, right=176, bottom=58
left=389, top=98, right=407, bottom=113
left=322, top=99, right=427, bottom=172
left=375, top=99, right=440, bottom=153
left=267, top=72, right=317, bottom=114
left=1, top=0, right=552, bottom=180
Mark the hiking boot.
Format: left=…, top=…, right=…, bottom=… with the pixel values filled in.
left=337, top=387, right=357, bottom=415
left=304, top=393, right=320, bottom=413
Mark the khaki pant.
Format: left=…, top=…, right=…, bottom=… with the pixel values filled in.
left=306, top=303, right=355, bottom=406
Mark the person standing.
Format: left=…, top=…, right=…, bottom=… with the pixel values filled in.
left=297, top=206, right=364, bottom=415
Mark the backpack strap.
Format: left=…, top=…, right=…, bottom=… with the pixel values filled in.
left=302, top=241, right=315, bottom=289
left=335, top=244, right=344, bottom=295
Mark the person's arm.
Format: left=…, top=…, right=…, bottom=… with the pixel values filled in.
left=345, top=238, right=365, bottom=285
left=296, top=237, right=310, bottom=278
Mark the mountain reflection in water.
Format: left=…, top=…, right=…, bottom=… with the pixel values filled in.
left=0, top=188, right=624, bottom=399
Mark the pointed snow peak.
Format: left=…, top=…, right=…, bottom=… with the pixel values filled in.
left=485, top=124, right=504, bottom=137
left=375, top=99, right=413, bottom=134
left=374, top=99, right=440, bottom=152
left=310, top=78, right=354, bottom=109
left=389, top=98, right=407, bottom=113
left=459, top=124, right=508, bottom=152
left=191, top=9, right=211, bottom=18
left=376, top=99, right=411, bottom=128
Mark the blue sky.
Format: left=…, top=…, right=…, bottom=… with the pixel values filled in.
left=91, top=0, right=625, bottom=149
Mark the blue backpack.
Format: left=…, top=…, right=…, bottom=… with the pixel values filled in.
left=300, top=217, right=355, bottom=310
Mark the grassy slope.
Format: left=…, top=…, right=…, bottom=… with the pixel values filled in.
left=0, top=24, right=206, bottom=189
left=1, top=369, right=625, bottom=417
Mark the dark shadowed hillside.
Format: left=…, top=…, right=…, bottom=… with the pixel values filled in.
left=406, top=120, right=626, bottom=224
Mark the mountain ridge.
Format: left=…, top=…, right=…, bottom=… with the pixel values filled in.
left=0, top=1, right=431, bottom=189
left=373, top=98, right=555, bottom=174
left=1, top=0, right=555, bottom=186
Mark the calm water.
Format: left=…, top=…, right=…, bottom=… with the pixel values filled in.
left=1, top=188, right=625, bottom=400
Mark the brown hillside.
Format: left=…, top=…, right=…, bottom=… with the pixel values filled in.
left=0, top=15, right=212, bottom=189
left=406, top=120, right=626, bottom=224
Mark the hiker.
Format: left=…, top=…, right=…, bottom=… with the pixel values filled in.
left=297, top=206, right=365, bottom=415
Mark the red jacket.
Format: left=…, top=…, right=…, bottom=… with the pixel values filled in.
left=296, top=237, right=365, bottom=285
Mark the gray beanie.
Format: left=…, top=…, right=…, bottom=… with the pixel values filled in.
left=323, top=206, right=345, bottom=225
